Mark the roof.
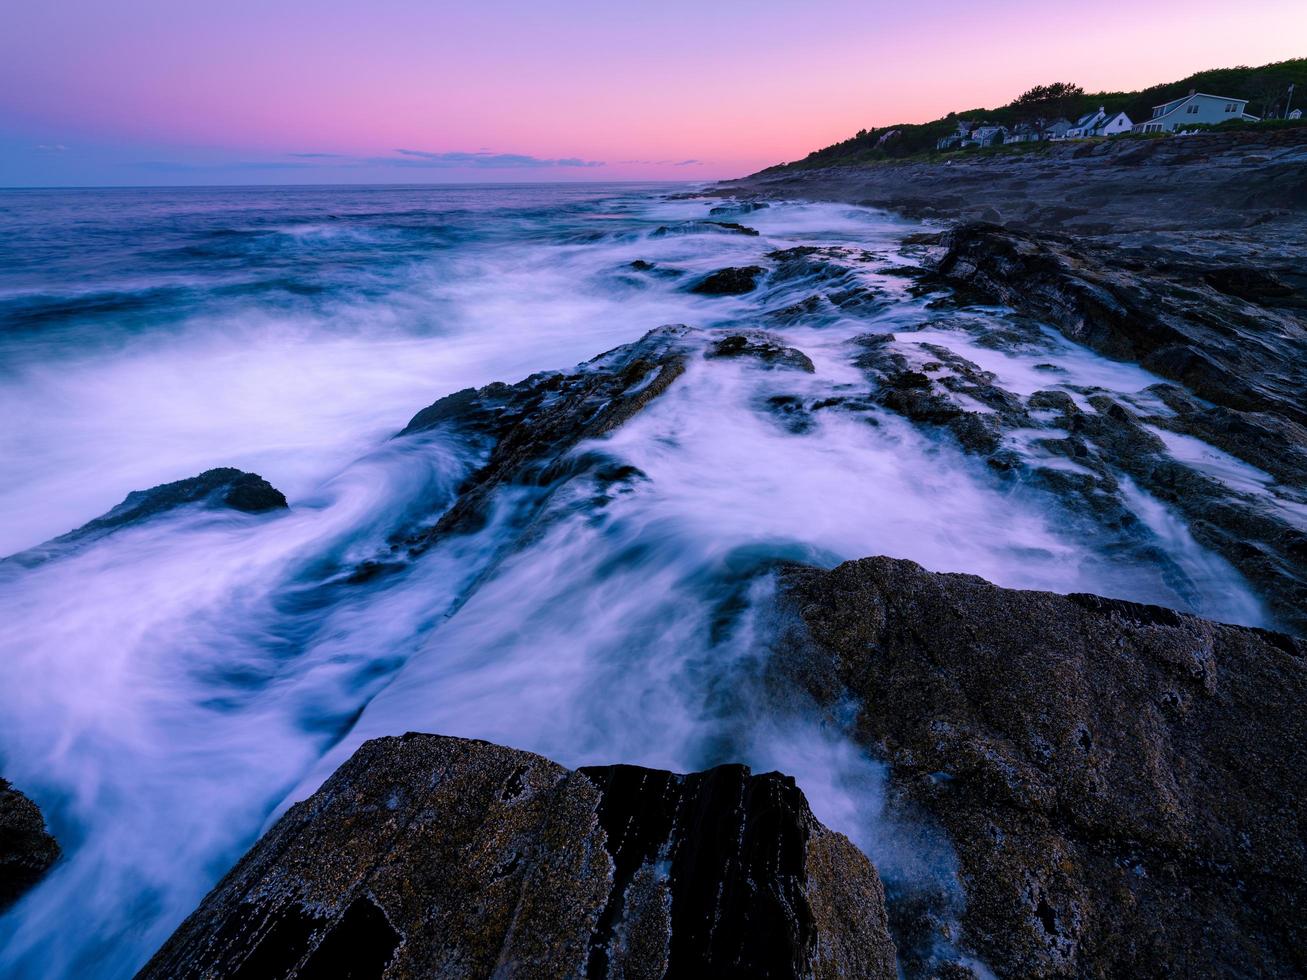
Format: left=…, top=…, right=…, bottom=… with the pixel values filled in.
left=1153, top=92, right=1249, bottom=112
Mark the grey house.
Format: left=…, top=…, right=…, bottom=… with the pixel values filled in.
left=1134, top=91, right=1259, bottom=132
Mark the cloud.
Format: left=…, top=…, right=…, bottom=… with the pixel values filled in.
left=127, top=149, right=607, bottom=176
left=617, top=158, right=706, bottom=167
left=135, top=160, right=318, bottom=173
left=37, top=144, right=67, bottom=152
left=386, top=149, right=604, bottom=169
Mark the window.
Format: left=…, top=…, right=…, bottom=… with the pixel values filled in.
left=1187, top=105, right=1199, bottom=114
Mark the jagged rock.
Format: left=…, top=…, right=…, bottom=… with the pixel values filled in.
left=707, top=331, right=815, bottom=372
left=689, top=266, right=765, bottom=296
left=851, top=328, right=1307, bottom=633
left=774, top=555, right=1307, bottom=979
left=138, top=734, right=897, bottom=980
left=931, top=223, right=1307, bottom=432
left=395, top=326, right=692, bottom=553
left=4, top=467, right=287, bottom=565
left=0, top=778, right=60, bottom=911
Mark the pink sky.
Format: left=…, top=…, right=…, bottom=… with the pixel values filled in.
left=2, top=0, right=1304, bottom=184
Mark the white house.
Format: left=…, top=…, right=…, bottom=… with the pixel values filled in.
left=1133, top=91, right=1260, bottom=133
left=1065, top=107, right=1134, bottom=139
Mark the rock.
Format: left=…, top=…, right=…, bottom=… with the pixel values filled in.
left=650, top=221, right=759, bottom=238
left=396, top=326, right=692, bottom=552
left=689, top=266, right=765, bottom=296
left=931, top=223, right=1307, bottom=430
left=774, top=555, right=1307, bottom=979
left=0, top=778, right=60, bottom=911
left=707, top=331, right=816, bottom=372
left=80, top=467, right=285, bottom=526
left=708, top=201, right=769, bottom=216
left=5, top=467, right=287, bottom=565
left=138, top=734, right=897, bottom=980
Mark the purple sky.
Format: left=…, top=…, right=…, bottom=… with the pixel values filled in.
left=3, top=0, right=1303, bottom=185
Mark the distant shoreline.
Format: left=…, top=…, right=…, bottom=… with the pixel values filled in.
left=712, top=127, right=1307, bottom=242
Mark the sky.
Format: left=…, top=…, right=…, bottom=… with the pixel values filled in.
left=2, top=0, right=1304, bottom=186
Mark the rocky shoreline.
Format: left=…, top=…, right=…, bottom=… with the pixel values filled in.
left=6, top=160, right=1306, bottom=975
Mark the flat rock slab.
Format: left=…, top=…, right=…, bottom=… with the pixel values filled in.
left=138, top=734, right=897, bottom=980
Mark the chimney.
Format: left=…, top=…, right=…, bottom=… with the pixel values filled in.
left=1188, top=88, right=1196, bottom=96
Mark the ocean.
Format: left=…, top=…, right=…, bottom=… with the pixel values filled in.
left=0, top=184, right=1270, bottom=976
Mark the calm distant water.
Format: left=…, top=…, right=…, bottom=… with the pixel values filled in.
left=0, top=184, right=1271, bottom=978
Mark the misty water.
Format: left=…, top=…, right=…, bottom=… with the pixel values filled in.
left=0, top=185, right=1274, bottom=977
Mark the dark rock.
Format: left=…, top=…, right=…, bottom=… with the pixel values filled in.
left=774, top=555, right=1307, bottom=979
left=689, top=265, right=765, bottom=296
left=707, top=331, right=816, bottom=372
left=0, top=778, right=60, bottom=911
left=5, top=467, right=287, bottom=565
left=932, top=223, right=1307, bottom=430
left=396, top=326, right=692, bottom=551
left=83, top=467, right=285, bottom=526
left=708, top=201, right=770, bottom=216
left=139, top=734, right=897, bottom=980
left=650, top=221, right=760, bottom=238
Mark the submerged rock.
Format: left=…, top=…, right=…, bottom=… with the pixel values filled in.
left=139, top=734, right=897, bottom=979
left=707, top=201, right=769, bottom=217
left=707, top=331, right=816, bottom=372
left=689, top=266, right=765, bottom=296
left=774, top=555, right=1307, bottom=978
left=5, top=467, right=287, bottom=565
left=0, top=778, right=60, bottom=911
left=650, top=221, right=759, bottom=238
left=68, top=467, right=285, bottom=533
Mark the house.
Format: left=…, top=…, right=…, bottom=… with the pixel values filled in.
left=1065, top=106, right=1134, bottom=138
left=1042, top=118, right=1072, bottom=140
left=1133, top=90, right=1260, bottom=133
left=970, top=125, right=1008, bottom=147
left=1092, top=110, right=1133, bottom=136
left=936, top=120, right=974, bottom=150
left=1004, top=122, right=1042, bottom=144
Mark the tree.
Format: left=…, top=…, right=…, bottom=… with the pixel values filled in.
left=1011, top=82, right=1085, bottom=122
left=1247, top=72, right=1290, bottom=118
